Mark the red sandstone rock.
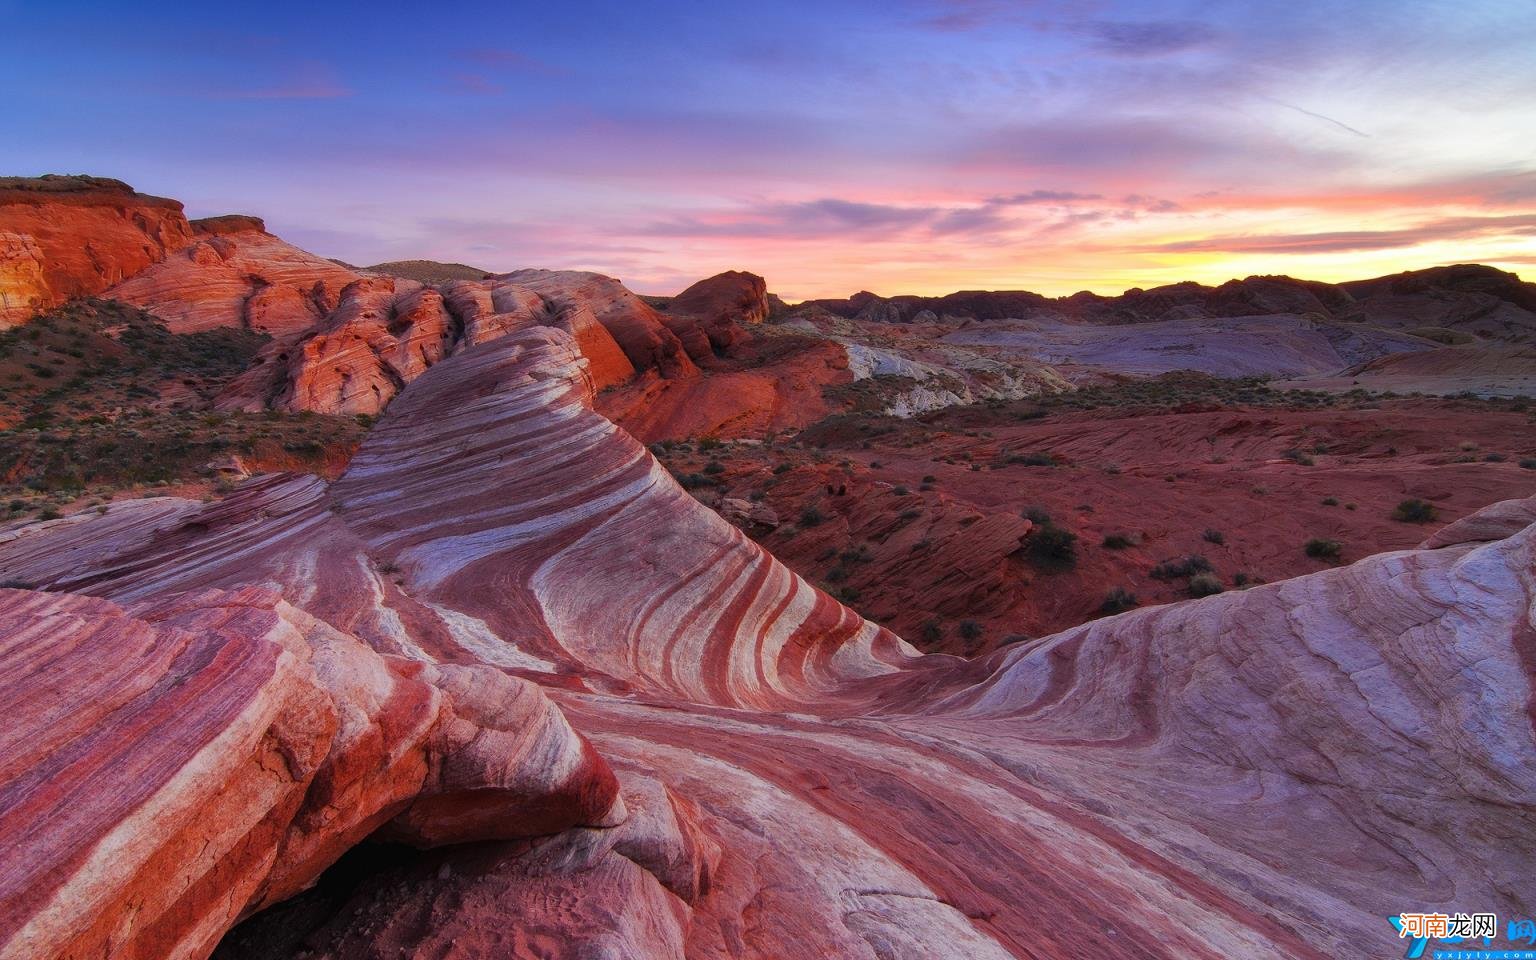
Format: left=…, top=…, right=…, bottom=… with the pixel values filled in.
left=501, top=268, right=701, bottom=377
left=108, top=222, right=361, bottom=336
left=0, top=584, right=617, bottom=960
left=0, top=176, right=195, bottom=327
left=1, top=326, right=1532, bottom=959
left=667, top=270, right=768, bottom=334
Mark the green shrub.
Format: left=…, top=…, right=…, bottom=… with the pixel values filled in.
left=1201, top=529, right=1225, bottom=545
left=919, top=620, right=944, bottom=644
left=702, top=460, right=725, bottom=475
left=1149, top=555, right=1212, bottom=580
left=1007, top=452, right=1056, bottom=467
left=1188, top=574, right=1223, bottom=597
left=799, top=505, right=826, bottom=527
left=1099, top=587, right=1138, bottom=614
left=1304, top=538, right=1342, bottom=560
left=1392, top=498, right=1437, bottom=523
left=1026, top=523, right=1078, bottom=570
left=1101, top=533, right=1135, bottom=549
left=1021, top=505, right=1052, bottom=524
left=958, top=620, right=983, bottom=641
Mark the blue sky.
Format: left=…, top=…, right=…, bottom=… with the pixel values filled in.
left=2, top=0, right=1533, bottom=297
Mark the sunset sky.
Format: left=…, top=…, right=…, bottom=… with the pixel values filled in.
left=3, top=0, right=1533, bottom=299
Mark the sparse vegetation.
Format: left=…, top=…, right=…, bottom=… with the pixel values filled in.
left=1026, top=523, right=1078, bottom=571
left=1201, top=529, right=1225, bottom=545
left=1099, top=587, right=1139, bottom=615
left=1101, top=533, right=1135, bottom=549
left=1188, top=574, right=1223, bottom=597
left=1392, top=498, right=1438, bottom=524
left=1305, top=538, right=1342, bottom=560
left=1149, top=555, right=1213, bottom=580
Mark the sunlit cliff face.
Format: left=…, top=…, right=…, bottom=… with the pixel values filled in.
left=4, top=0, right=1533, bottom=298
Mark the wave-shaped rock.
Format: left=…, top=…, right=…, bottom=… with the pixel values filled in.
left=0, top=584, right=617, bottom=960
left=1, top=325, right=1532, bottom=959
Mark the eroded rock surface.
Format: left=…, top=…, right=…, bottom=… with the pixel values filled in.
left=1, top=324, right=1532, bottom=959
left=0, top=176, right=195, bottom=327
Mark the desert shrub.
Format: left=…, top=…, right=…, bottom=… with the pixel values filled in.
left=1099, top=587, right=1139, bottom=614
left=1026, top=523, right=1078, bottom=570
left=869, top=461, right=882, bottom=469
left=826, top=566, right=849, bottom=583
left=1305, top=538, right=1342, bottom=560
left=1282, top=448, right=1315, bottom=466
left=892, top=485, right=910, bottom=496
left=799, top=505, right=826, bottom=527
left=1321, top=496, right=1339, bottom=506
left=1485, top=453, right=1506, bottom=462
left=898, top=509, right=921, bottom=521
left=1101, top=533, right=1135, bottom=549
left=919, top=620, right=944, bottom=644
left=773, top=462, right=792, bottom=474
left=1021, top=505, right=1052, bottom=524
left=1201, top=529, right=1225, bottom=545
left=958, top=620, right=983, bottom=641
left=1008, top=452, right=1056, bottom=467
left=697, top=436, right=723, bottom=451
left=702, top=460, right=725, bottom=475
left=37, top=507, right=61, bottom=520
left=1392, top=498, right=1438, bottom=523
left=1188, top=574, right=1223, bottom=597
left=921, top=474, right=937, bottom=483
left=840, top=545, right=873, bottom=564
left=675, top=473, right=717, bottom=490
left=1149, top=555, right=1212, bottom=580
left=1233, top=572, right=1251, bottom=587
left=1521, top=459, right=1536, bottom=470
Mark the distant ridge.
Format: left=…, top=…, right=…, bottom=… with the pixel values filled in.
left=364, top=259, right=494, bottom=283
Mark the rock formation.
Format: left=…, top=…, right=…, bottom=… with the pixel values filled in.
left=0, top=176, right=195, bottom=327
left=0, top=583, right=617, bottom=960
left=662, top=269, right=769, bottom=352
left=108, top=216, right=362, bottom=336
left=2, top=325, right=1532, bottom=959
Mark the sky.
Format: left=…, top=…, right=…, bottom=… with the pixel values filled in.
left=2, top=0, right=1534, bottom=299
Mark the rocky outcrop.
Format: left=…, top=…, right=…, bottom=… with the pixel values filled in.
left=1341, top=263, right=1536, bottom=340
left=501, top=268, right=703, bottom=376
left=108, top=220, right=362, bottom=336
left=663, top=269, right=769, bottom=353
left=0, top=176, right=195, bottom=327
left=218, top=271, right=641, bottom=414
left=0, top=584, right=617, bottom=960
left=2, top=325, right=1533, bottom=959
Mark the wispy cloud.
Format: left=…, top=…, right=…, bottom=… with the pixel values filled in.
left=1156, top=213, right=1536, bottom=254
left=1077, top=20, right=1220, bottom=57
